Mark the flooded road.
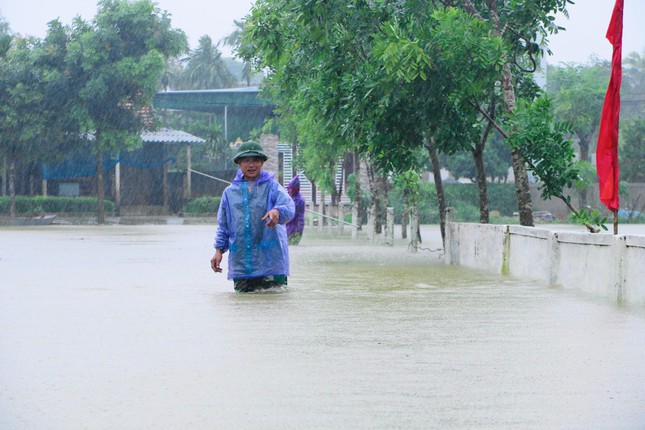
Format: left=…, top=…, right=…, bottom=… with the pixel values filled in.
left=1, top=225, right=644, bottom=429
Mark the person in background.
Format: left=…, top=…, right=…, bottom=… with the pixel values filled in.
left=210, top=141, right=295, bottom=292
left=286, top=174, right=306, bottom=245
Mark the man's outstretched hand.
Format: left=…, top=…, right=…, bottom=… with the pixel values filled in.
left=262, top=208, right=280, bottom=227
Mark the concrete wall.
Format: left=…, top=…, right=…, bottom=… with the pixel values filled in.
left=445, top=222, right=645, bottom=306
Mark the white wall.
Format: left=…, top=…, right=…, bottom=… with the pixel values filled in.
left=445, top=222, right=645, bottom=307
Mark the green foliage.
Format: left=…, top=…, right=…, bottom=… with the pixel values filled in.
left=179, top=35, right=237, bottom=89
left=440, top=131, right=512, bottom=182
left=0, top=196, right=115, bottom=215
left=346, top=173, right=370, bottom=205
left=0, top=35, right=74, bottom=164
left=623, top=50, right=645, bottom=119
left=546, top=60, right=609, bottom=161
left=568, top=208, right=608, bottom=232
left=162, top=110, right=233, bottom=170
left=619, top=117, right=645, bottom=182
left=183, top=197, right=221, bottom=214
left=505, top=96, right=579, bottom=201
left=389, top=182, right=518, bottom=224
left=66, top=0, right=187, bottom=154
left=393, top=170, right=421, bottom=206
left=572, top=160, right=595, bottom=194
left=240, top=0, right=579, bottom=228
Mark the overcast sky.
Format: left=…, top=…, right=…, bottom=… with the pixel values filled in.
left=1, top=0, right=643, bottom=64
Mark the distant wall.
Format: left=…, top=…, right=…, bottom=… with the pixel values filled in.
left=445, top=223, right=645, bottom=307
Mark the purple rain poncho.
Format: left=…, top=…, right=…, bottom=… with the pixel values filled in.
left=214, top=169, right=295, bottom=280
left=286, top=175, right=306, bottom=240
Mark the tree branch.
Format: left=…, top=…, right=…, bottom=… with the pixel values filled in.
left=462, top=0, right=485, bottom=21
left=470, top=99, right=509, bottom=139
left=555, top=194, right=599, bottom=233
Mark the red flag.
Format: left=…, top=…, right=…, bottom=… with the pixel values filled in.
left=596, top=0, right=623, bottom=212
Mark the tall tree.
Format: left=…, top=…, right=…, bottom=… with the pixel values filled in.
left=63, top=0, right=187, bottom=223
left=0, top=15, right=12, bottom=199
left=459, top=0, right=572, bottom=226
left=0, top=26, right=81, bottom=217
left=241, top=0, right=576, bottom=234
left=547, top=60, right=609, bottom=163
left=0, top=36, right=41, bottom=217
left=374, top=6, right=505, bottom=233
left=547, top=60, right=610, bottom=206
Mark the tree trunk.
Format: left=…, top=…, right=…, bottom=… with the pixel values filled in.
left=329, top=161, right=340, bottom=207
left=474, top=147, right=489, bottom=223
left=578, top=134, right=590, bottom=207
left=353, top=148, right=363, bottom=229
left=1, top=157, right=6, bottom=197
left=377, top=174, right=388, bottom=234
left=28, top=163, right=36, bottom=196
left=501, top=64, right=534, bottom=227
left=401, top=201, right=408, bottom=239
left=366, top=162, right=385, bottom=234
left=579, top=135, right=590, bottom=163
left=425, top=136, right=447, bottom=246
left=97, top=152, right=106, bottom=224
left=511, top=148, right=534, bottom=226
left=474, top=106, right=495, bottom=224
left=9, top=159, right=16, bottom=218
left=464, top=0, right=534, bottom=227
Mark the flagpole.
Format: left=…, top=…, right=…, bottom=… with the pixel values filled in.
left=613, top=209, right=618, bottom=235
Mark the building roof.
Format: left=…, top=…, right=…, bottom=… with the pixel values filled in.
left=152, top=87, right=276, bottom=143
left=141, top=128, right=205, bottom=144
left=153, top=87, right=274, bottom=112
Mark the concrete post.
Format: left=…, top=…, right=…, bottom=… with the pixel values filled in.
left=547, top=232, right=561, bottom=286
left=613, top=235, right=627, bottom=303
left=501, top=225, right=511, bottom=276
left=351, top=204, right=358, bottom=239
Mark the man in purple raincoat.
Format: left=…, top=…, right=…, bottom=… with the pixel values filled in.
left=286, top=175, right=306, bottom=245
left=210, top=141, right=295, bottom=292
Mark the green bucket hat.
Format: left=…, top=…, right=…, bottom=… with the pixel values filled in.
left=232, top=141, right=269, bottom=164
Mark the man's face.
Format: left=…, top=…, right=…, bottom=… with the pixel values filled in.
left=238, top=157, right=265, bottom=180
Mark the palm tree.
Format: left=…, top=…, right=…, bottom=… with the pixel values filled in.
left=181, top=35, right=237, bottom=89
left=222, top=19, right=254, bottom=86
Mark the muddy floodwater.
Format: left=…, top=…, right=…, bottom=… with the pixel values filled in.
left=1, top=224, right=644, bottom=429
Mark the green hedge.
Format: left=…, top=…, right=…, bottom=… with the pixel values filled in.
left=0, top=196, right=115, bottom=215
left=183, top=197, right=221, bottom=215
